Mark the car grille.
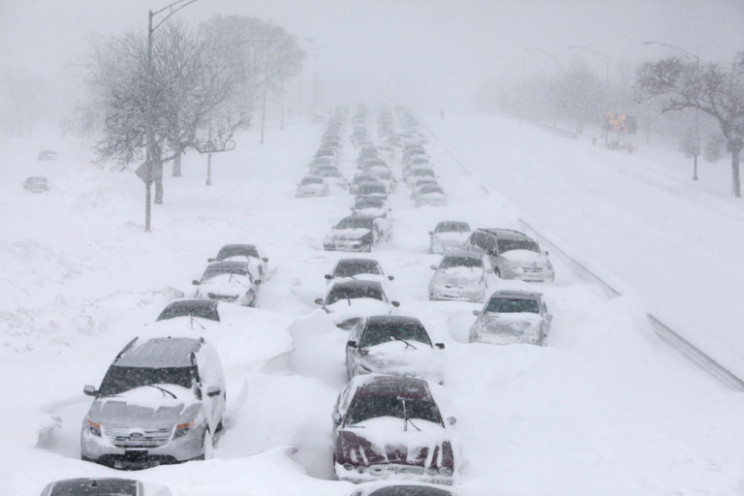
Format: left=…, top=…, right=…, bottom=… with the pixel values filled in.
left=207, top=293, right=238, bottom=302
left=104, top=426, right=173, bottom=449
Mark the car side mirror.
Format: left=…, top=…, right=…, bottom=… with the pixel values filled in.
left=192, top=280, right=200, bottom=286
left=347, top=340, right=357, bottom=348
left=254, top=279, right=262, bottom=285
left=206, top=386, right=221, bottom=398
left=83, top=385, right=97, bottom=396
left=391, top=301, right=400, bottom=307
left=472, top=310, right=481, bottom=316
left=332, top=411, right=342, bottom=424
left=324, top=274, right=334, bottom=280
left=314, top=298, right=325, bottom=305
left=388, top=275, right=394, bottom=281
left=447, top=416, right=457, bottom=426
left=435, top=343, right=445, bottom=349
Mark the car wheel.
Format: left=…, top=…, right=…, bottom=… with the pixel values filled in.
left=196, top=427, right=214, bottom=461
left=215, top=419, right=224, bottom=433
left=364, top=243, right=372, bottom=253
left=246, top=291, right=257, bottom=307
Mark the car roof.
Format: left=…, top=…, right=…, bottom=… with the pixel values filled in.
left=442, top=249, right=481, bottom=259
left=478, top=228, right=531, bottom=240
left=207, top=260, right=251, bottom=271
left=115, top=336, right=203, bottom=368
left=364, top=315, right=423, bottom=327
left=45, top=478, right=140, bottom=496
left=436, top=220, right=469, bottom=228
left=351, top=374, right=431, bottom=400
left=336, top=258, right=381, bottom=267
left=488, top=289, right=543, bottom=300
left=218, top=243, right=257, bottom=252
left=157, top=299, right=220, bottom=322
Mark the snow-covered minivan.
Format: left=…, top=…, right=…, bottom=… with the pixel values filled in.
left=81, top=336, right=226, bottom=469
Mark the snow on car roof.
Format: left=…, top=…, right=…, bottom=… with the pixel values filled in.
left=116, top=337, right=202, bottom=368
left=351, top=373, right=431, bottom=399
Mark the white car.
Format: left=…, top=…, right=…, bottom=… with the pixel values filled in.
left=324, top=215, right=383, bottom=252
left=296, top=175, right=330, bottom=198
left=193, top=261, right=260, bottom=307
left=208, top=244, right=270, bottom=282
left=469, top=289, right=553, bottom=345
left=325, top=257, right=395, bottom=285
left=429, top=221, right=471, bottom=254
left=428, top=250, right=487, bottom=302
left=463, top=229, right=554, bottom=283
left=413, top=185, right=447, bottom=207
left=315, top=279, right=399, bottom=329
left=40, top=478, right=171, bottom=496
left=345, top=315, right=445, bottom=383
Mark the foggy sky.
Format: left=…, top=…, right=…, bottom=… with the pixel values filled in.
left=1, top=0, right=743, bottom=117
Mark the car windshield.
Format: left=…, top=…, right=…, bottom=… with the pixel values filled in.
left=357, top=184, right=386, bottom=195
left=156, top=301, right=219, bottom=322
left=201, top=264, right=250, bottom=281
left=48, top=479, right=139, bottom=496
left=439, top=255, right=482, bottom=269
left=485, top=297, right=540, bottom=314
left=326, top=284, right=383, bottom=304
left=497, top=238, right=539, bottom=253
left=216, top=245, right=259, bottom=259
left=335, top=260, right=382, bottom=277
left=336, top=217, right=374, bottom=230
left=355, top=198, right=385, bottom=209
left=98, top=365, right=197, bottom=396
left=346, top=396, right=442, bottom=425
left=411, top=169, right=434, bottom=177
left=419, top=186, right=443, bottom=194
left=368, top=486, right=452, bottom=496
left=300, top=177, right=323, bottom=185
left=360, top=320, right=432, bottom=348
left=436, top=222, right=470, bottom=233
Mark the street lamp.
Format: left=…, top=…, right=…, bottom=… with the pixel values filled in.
left=140, top=0, right=199, bottom=232
left=643, top=41, right=701, bottom=180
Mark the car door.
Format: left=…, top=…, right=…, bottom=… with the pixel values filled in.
left=345, top=319, right=365, bottom=377
left=195, top=344, right=226, bottom=432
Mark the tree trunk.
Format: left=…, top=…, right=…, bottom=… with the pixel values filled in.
left=172, top=150, right=182, bottom=177
left=154, top=161, right=164, bottom=204
left=732, top=146, right=741, bottom=198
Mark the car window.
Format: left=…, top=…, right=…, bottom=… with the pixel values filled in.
left=485, top=297, right=540, bottom=314
left=345, top=396, right=442, bottom=425
left=98, top=365, right=197, bottom=396
left=497, top=238, right=539, bottom=253
left=326, top=284, right=384, bottom=305
left=336, top=217, right=374, bottom=229
left=439, top=255, right=483, bottom=269
left=360, top=320, right=432, bottom=348
left=335, top=260, right=382, bottom=277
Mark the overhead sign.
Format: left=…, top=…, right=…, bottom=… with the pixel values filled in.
left=135, top=160, right=162, bottom=185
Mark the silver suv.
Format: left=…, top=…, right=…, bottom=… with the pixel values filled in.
left=463, top=228, right=554, bottom=283
left=81, top=336, right=226, bottom=469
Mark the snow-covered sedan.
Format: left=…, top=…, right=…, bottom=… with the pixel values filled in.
left=469, top=289, right=552, bottom=345
left=324, top=215, right=384, bottom=252
left=463, top=228, right=554, bottom=283
left=207, top=243, right=270, bottom=281
left=413, top=185, right=446, bottom=207
left=428, top=221, right=471, bottom=254
left=296, top=175, right=330, bottom=198
left=325, top=258, right=395, bottom=285
left=81, top=336, right=225, bottom=469
left=345, top=315, right=445, bottom=382
left=40, top=478, right=171, bottom=496
left=428, top=250, right=487, bottom=303
left=315, top=279, right=399, bottom=329
left=193, top=261, right=260, bottom=307
left=332, top=374, right=456, bottom=485
left=349, top=482, right=461, bottom=496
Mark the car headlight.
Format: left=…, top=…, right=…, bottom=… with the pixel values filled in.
left=86, top=418, right=101, bottom=437
left=174, top=420, right=194, bottom=438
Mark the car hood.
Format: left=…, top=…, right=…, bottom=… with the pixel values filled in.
left=477, top=313, right=542, bottom=335
left=431, top=232, right=469, bottom=245
left=360, top=341, right=442, bottom=379
left=433, top=267, right=483, bottom=283
left=199, top=274, right=252, bottom=295
left=89, top=385, right=200, bottom=426
left=326, top=228, right=372, bottom=241
left=499, top=249, right=547, bottom=265
left=354, top=208, right=386, bottom=217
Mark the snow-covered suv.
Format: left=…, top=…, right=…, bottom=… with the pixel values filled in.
left=81, top=336, right=226, bottom=469
left=463, top=228, right=554, bottom=283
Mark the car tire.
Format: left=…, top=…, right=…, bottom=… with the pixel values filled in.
left=364, top=243, right=372, bottom=253
left=200, top=427, right=214, bottom=460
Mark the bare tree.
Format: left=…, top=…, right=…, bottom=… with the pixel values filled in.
left=636, top=54, right=744, bottom=197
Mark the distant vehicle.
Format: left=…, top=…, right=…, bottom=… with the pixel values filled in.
left=315, top=279, right=399, bottom=329
left=354, top=182, right=388, bottom=202
left=463, top=228, right=555, bottom=283
left=428, top=250, right=487, bottom=302
left=317, top=167, right=348, bottom=190
left=428, top=221, right=471, bottom=254
left=345, top=315, right=445, bottom=382
left=332, top=374, right=456, bottom=484
left=208, top=243, right=269, bottom=281
left=324, top=215, right=384, bottom=253
left=296, top=175, right=330, bottom=198
left=469, top=289, right=552, bottom=345
left=350, top=173, right=383, bottom=195
left=325, top=257, right=394, bottom=285
left=413, top=185, right=446, bottom=207
left=193, top=261, right=260, bottom=307
left=81, top=336, right=226, bottom=469
left=39, top=478, right=171, bottom=496
left=157, top=299, right=220, bottom=322
left=37, top=149, right=58, bottom=160
left=23, top=176, right=49, bottom=193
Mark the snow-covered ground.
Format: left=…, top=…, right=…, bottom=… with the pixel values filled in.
left=2, top=110, right=744, bottom=496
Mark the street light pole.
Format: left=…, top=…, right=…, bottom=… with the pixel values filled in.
left=643, top=40, right=701, bottom=180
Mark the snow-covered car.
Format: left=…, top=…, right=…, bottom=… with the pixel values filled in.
left=428, top=250, right=487, bottom=302
left=193, top=261, right=260, bottom=307
left=310, top=155, right=337, bottom=170
left=324, top=215, right=384, bottom=252
left=355, top=182, right=388, bottom=202
left=325, top=257, right=395, bottom=285
left=352, top=196, right=388, bottom=217
left=365, top=165, right=397, bottom=193
left=469, top=289, right=552, bottom=345
left=207, top=243, right=269, bottom=281
left=428, top=221, right=471, bottom=254
left=296, top=175, right=330, bottom=198
left=315, top=279, right=400, bottom=329
left=318, top=167, right=349, bottom=190
left=332, top=374, right=456, bottom=484
left=345, top=315, right=445, bottom=382
left=81, top=336, right=226, bottom=469
left=157, top=299, right=220, bottom=323
left=413, top=185, right=447, bottom=207
left=350, top=173, right=383, bottom=194
left=349, top=482, right=461, bottom=496
left=405, top=167, right=436, bottom=186
left=463, top=228, right=554, bottom=283
left=23, top=176, right=49, bottom=193
left=39, top=478, right=171, bottom=496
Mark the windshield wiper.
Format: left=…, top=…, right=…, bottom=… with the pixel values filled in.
left=397, top=397, right=422, bottom=432
left=148, top=385, right=177, bottom=399
left=189, top=313, right=206, bottom=330
left=391, top=336, right=417, bottom=350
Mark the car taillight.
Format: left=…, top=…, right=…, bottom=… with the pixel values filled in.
left=174, top=420, right=194, bottom=438
left=87, top=418, right=101, bottom=437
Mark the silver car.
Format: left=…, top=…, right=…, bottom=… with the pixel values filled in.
left=469, top=290, right=552, bottom=345
left=428, top=221, right=471, bottom=254
left=81, top=336, right=226, bottom=469
left=428, top=250, right=487, bottom=302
